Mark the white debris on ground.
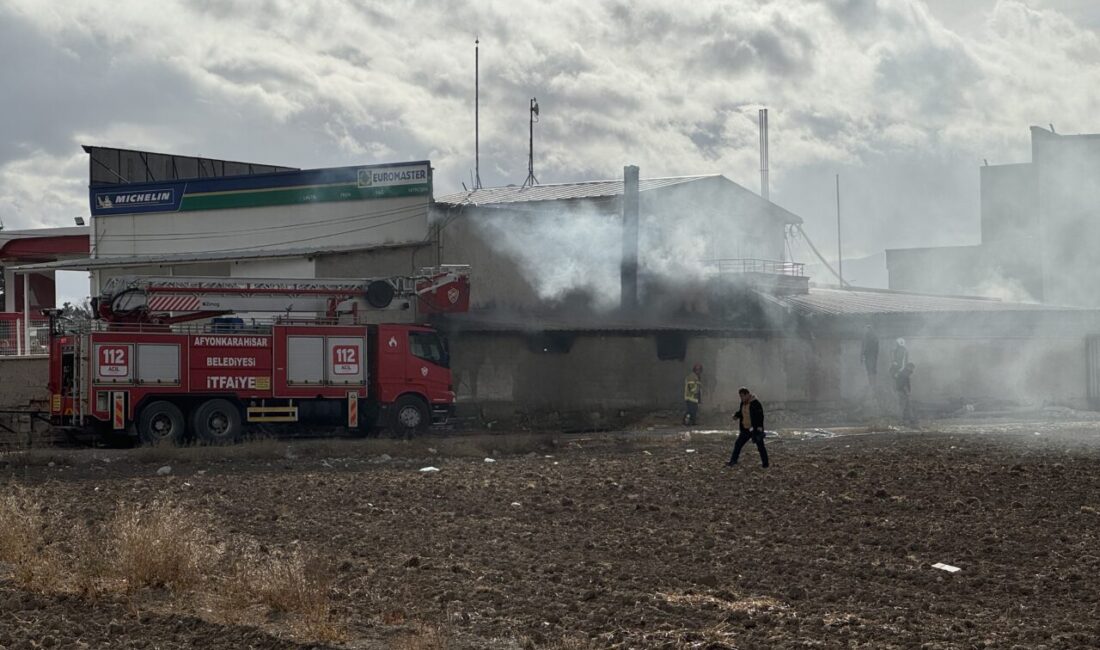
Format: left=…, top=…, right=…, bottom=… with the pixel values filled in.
left=484, top=458, right=496, bottom=463
left=932, top=563, right=961, bottom=573
left=156, top=465, right=172, bottom=476
left=419, top=466, right=440, bottom=473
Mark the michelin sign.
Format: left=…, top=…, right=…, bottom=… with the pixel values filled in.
left=94, top=188, right=178, bottom=212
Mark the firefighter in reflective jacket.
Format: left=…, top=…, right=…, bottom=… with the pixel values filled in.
left=683, top=363, right=703, bottom=426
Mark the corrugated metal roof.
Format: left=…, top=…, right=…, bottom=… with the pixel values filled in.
left=436, top=174, right=804, bottom=225
left=435, top=175, right=718, bottom=207
left=776, top=287, right=1066, bottom=316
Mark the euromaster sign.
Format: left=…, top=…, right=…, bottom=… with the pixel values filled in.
left=90, top=161, right=431, bottom=216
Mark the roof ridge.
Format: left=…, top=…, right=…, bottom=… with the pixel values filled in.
left=443, top=173, right=721, bottom=193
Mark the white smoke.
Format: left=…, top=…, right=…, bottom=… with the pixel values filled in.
left=468, top=180, right=770, bottom=310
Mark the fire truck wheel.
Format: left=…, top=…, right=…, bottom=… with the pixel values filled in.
left=138, top=401, right=186, bottom=446
left=193, top=399, right=243, bottom=445
left=392, top=395, right=429, bottom=436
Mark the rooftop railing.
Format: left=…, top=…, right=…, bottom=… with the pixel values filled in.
left=709, top=258, right=805, bottom=277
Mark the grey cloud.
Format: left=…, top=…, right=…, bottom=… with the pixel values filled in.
left=604, top=3, right=683, bottom=42
left=0, top=8, right=198, bottom=164
left=872, top=38, right=981, bottom=115
left=686, top=12, right=816, bottom=77
left=790, top=110, right=853, bottom=142
left=204, top=60, right=306, bottom=89
left=324, top=45, right=372, bottom=69
left=824, top=0, right=884, bottom=28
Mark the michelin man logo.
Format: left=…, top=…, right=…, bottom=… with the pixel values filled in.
left=96, top=195, right=113, bottom=209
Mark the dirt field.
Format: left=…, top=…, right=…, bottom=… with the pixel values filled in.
left=1, top=423, right=1099, bottom=649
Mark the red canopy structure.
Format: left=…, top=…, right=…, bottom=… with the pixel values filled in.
left=1, top=227, right=89, bottom=355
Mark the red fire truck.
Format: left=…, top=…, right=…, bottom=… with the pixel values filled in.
left=46, top=267, right=470, bottom=444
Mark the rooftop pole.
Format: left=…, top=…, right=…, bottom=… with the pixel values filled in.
left=474, top=38, right=483, bottom=190
left=522, top=98, right=539, bottom=187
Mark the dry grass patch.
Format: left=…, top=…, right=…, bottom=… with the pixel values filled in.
left=222, top=549, right=343, bottom=643
left=545, top=637, right=598, bottom=650
left=0, top=486, right=62, bottom=589
left=110, top=500, right=209, bottom=591
left=1, top=448, right=79, bottom=468
left=287, top=433, right=559, bottom=460
left=434, top=433, right=557, bottom=458
left=68, top=523, right=115, bottom=599
left=661, top=591, right=785, bottom=615
left=130, top=436, right=286, bottom=464
left=389, top=623, right=448, bottom=650
left=507, top=634, right=595, bottom=650
left=0, top=486, right=42, bottom=566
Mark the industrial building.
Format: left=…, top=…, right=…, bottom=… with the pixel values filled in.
left=48, top=146, right=433, bottom=292
left=888, top=125, right=1100, bottom=307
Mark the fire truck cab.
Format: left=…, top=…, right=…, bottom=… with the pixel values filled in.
left=47, top=268, right=468, bottom=444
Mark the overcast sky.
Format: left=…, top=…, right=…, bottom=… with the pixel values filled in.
left=3, top=0, right=1100, bottom=297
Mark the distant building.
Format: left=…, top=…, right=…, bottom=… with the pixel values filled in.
left=888, top=126, right=1100, bottom=306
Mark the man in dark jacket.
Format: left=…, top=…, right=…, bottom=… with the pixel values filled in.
left=726, top=387, right=769, bottom=468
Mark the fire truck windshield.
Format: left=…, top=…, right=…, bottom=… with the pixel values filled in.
left=410, top=331, right=449, bottom=368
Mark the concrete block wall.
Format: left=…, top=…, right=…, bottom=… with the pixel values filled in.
left=0, top=357, right=50, bottom=445
left=0, top=357, right=49, bottom=409
left=448, top=332, right=1091, bottom=425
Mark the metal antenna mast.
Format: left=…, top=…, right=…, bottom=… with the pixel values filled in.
left=474, top=38, right=483, bottom=190
left=522, top=97, right=539, bottom=187
left=758, top=108, right=769, bottom=202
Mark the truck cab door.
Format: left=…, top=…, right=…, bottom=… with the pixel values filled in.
left=406, top=329, right=451, bottom=401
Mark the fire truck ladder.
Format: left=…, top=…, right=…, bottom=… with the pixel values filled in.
left=96, top=266, right=470, bottom=324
